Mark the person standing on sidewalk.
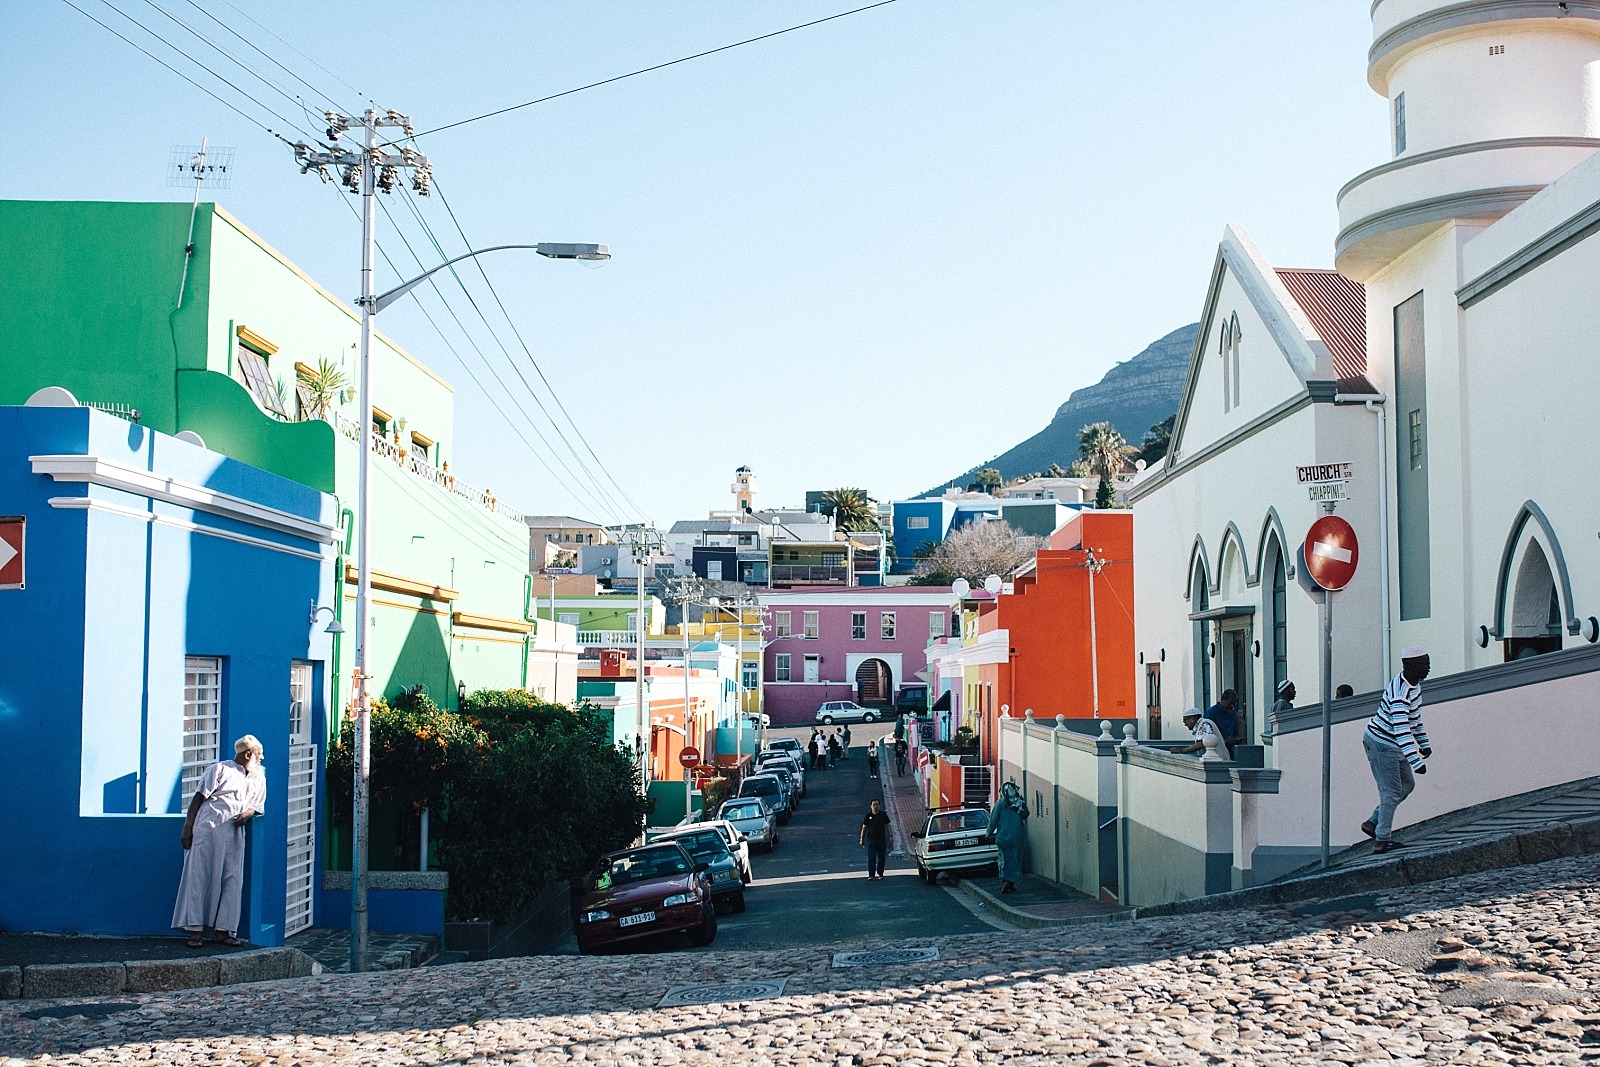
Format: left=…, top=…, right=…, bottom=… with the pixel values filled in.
left=893, top=736, right=908, bottom=777
left=867, top=739, right=881, bottom=778
left=859, top=799, right=891, bottom=880
left=841, top=723, right=852, bottom=759
left=1362, top=645, right=1433, bottom=854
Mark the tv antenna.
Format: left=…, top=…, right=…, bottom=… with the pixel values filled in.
left=168, top=139, right=235, bottom=310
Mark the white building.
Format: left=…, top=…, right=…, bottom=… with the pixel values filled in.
left=1106, top=0, right=1600, bottom=896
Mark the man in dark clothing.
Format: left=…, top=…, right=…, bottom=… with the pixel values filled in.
left=859, top=799, right=891, bottom=879
left=1205, top=689, right=1242, bottom=757
left=893, top=737, right=908, bottom=776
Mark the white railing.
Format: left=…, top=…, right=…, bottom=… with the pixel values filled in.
left=336, top=415, right=525, bottom=524
left=284, top=744, right=317, bottom=937
left=577, top=629, right=638, bottom=646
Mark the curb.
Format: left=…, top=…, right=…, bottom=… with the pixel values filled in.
left=1, top=947, right=321, bottom=1001
left=953, top=879, right=1134, bottom=930
left=1130, top=813, right=1600, bottom=919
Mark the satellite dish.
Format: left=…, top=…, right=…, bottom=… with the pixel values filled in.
left=951, top=578, right=971, bottom=599
left=984, top=574, right=1003, bottom=595
left=25, top=386, right=79, bottom=408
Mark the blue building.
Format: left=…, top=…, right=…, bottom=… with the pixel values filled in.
left=0, top=398, right=338, bottom=946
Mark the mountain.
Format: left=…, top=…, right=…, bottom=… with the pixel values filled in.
left=926, top=323, right=1199, bottom=494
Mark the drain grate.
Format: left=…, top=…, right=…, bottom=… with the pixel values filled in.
left=833, top=946, right=940, bottom=968
left=657, top=978, right=788, bottom=1008
left=23, top=1002, right=141, bottom=1021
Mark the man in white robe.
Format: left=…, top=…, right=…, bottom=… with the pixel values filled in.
left=172, top=734, right=266, bottom=946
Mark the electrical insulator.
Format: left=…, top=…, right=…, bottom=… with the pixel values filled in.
left=378, top=166, right=396, bottom=194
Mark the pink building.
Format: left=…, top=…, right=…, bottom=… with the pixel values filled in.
left=757, top=586, right=958, bottom=726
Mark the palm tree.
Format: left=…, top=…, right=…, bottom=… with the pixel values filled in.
left=296, top=357, right=350, bottom=422
left=1078, top=422, right=1136, bottom=508
left=820, top=487, right=879, bottom=532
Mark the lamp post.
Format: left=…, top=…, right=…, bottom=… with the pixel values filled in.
left=346, top=232, right=607, bottom=973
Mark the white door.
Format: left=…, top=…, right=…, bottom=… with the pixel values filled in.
left=285, top=662, right=317, bottom=937
left=803, top=655, right=820, bottom=683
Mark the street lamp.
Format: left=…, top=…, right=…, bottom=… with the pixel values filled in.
left=346, top=236, right=607, bottom=973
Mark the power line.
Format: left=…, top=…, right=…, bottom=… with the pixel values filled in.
left=427, top=181, right=650, bottom=521
left=392, top=189, right=635, bottom=521
left=138, top=0, right=330, bottom=120
left=209, top=0, right=367, bottom=104
left=410, top=0, right=899, bottom=139
left=177, top=0, right=353, bottom=117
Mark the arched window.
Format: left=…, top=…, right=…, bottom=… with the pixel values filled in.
left=1191, top=563, right=1212, bottom=712
left=1506, top=540, right=1562, bottom=660
left=1267, top=538, right=1288, bottom=693
left=1229, top=313, right=1242, bottom=410
left=1220, top=319, right=1233, bottom=412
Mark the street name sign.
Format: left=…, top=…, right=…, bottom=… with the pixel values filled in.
left=1298, top=462, right=1353, bottom=503
left=1303, top=515, right=1359, bottom=591
left=0, top=518, right=23, bottom=589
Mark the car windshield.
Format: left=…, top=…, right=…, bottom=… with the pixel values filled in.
left=724, top=802, right=764, bottom=820
left=741, top=778, right=779, bottom=795
left=667, top=831, right=727, bottom=858
left=928, top=811, right=989, bottom=835
left=591, top=846, right=690, bottom=890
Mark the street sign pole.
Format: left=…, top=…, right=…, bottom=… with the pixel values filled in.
left=1302, top=506, right=1358, bottom=870
left=1320, top=587, right=1333, bottom=868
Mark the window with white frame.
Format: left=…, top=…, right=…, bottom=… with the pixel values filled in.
left=851, top=612, right=866, bottom=640
left=557, top=612, right=580, bottom=628
left=775, top=611, right=792, bottom=638
left=822, top=552, right=844, bottom=568
left=802, top=611, right=820, bottom=639
left=907, top=515, right=930, bottom=530
left=1393, top=91, right=1406, bottom=155
left=289, top=660, right=313, bottom=745
left=929, top=611, right=944, bottom=640
left=775, top=653, right=791, bottom=682
left=742, top=662, right=759, bottom=690
left=881, top=612, right=896, bottom=639
left=182, top=657, right=222, bottom=809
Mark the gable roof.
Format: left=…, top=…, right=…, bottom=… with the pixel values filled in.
left=1275, top=268, right=1374, bottom=393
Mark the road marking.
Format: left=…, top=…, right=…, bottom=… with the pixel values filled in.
left=1311, top=540, right=1353, bottom=563
left=797, top=869, right=830, bottom=875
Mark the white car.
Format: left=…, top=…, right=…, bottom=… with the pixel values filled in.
left=696, top=818, right=753, bottom=883
left=913, top=806, right=1001, bottom=883
left=756, top=750, right=806, bottom=796
left=814, top=700, right=882, bottom=724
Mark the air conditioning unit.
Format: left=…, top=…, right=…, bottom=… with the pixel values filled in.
left=601, top=557, right=613, bottom=565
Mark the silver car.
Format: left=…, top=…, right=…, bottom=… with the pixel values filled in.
left=814, top=700, right=882, bottom=724
left=720, top=796, right=779, bottom=852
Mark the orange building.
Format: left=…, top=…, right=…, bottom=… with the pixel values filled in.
left=972, top=510, right=1136, bottom=768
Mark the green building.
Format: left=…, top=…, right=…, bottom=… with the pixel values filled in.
left=0, top=199, right=576, bottom=716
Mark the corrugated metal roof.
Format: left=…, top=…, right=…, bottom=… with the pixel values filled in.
left=1276, top=268, right=1374, bottom=391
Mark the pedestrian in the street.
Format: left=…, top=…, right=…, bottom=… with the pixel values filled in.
left=172, top=735, right=266, bottom=948
left=810, top=730, right=825, bottom=771
left=1363, top=645, right=1432, bottom=854
left=1177, top=707, right=1224, bottom=757
left=1269, top=679, right=1295, bottom=734
left=1204, top=689, right=1242, bottom=757
left=987, top=781, right=1029, bottom=894
left=867, top=738, right=880, bottom=778
left=894, top=737, right=908, bottom=776
left=827, top=731, right=842, bottom=768
left=859, top=799, right=891, bottom=880
left=841, top=723, right=852, bottom=759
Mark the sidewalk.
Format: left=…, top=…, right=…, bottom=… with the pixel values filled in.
left=879, top=760, right=1130, bottom=929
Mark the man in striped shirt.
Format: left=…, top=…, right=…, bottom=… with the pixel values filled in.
left=1361, top=645, right=1433, bottom=853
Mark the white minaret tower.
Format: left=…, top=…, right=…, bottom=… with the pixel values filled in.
left=731, top=465, right=757, bottom=514
left=1336, top=0, right=1600, bottom=281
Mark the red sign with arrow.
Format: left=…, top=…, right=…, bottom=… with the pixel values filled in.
left=0, top=518, right=23, bottom=590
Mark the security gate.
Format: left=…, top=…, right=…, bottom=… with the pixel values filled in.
left=286, top=662, right=317, bottom=937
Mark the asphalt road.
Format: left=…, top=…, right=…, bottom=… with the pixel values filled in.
left=691, top=727, right=995, bottom=952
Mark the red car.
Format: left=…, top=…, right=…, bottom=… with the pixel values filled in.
left=575, top=842, right=718, bottom=954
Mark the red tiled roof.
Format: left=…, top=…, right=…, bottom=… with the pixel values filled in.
left=1275, top=268, right=1375, bottom=393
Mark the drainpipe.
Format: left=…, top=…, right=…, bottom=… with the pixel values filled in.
left=521, top=573, right=533, bottom=691
left=1335, top=394, right=1393, bottom=683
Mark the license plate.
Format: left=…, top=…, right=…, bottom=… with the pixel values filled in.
left=955, top=837, right=980, bottom=847
left=619, top=911, right=656, bottom=927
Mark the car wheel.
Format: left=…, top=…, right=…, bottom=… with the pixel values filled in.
left=687, top=903, right=718, bottom=946
left=821, top=715, right=834, bottom=724
left=862, top=711, right=877, bottom=723
left=731, top=890, right=746, bottom=914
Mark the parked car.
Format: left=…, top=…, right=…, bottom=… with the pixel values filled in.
left=738, top=773, right=791, bottom=824
left=575, top=842, right=716, bottom=953
left=744, top=711, right=771, bottom=728
left=912, top=806, right=1001, bottom=884
left=696, top=818, right=754, bottom=882
left=766, top=737, right=805, bottom=761
left=756, top=751, right=806, bottom=796
left=815, top=700, right=882, bottom=724
left=654, top=827, right=746, bottom=913
left=760, top=763, right=801, bottom=808
left=720, top=796, right=779, bottom=852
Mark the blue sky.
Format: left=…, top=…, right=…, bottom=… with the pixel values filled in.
left=1, top=1, right=1385, bottom=525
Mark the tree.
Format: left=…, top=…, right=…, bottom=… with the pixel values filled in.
left=1042, top=462, right=1068, bottom=479
left=295, top=357, right=349, bottom=422
left=1078, top=423, right=1136, bottom=509
left=908, top=520, right=1043, bottom=585
left=819, top=487, right=879, bottom=532
left=966, top=467, right=1003, bottom=494
left=1138, top=414, right=1176, bottom=465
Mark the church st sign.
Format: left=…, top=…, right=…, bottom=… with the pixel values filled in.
left=1297, top=462, right=1353, bottom=503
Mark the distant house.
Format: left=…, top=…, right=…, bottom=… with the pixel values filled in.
left=526, top=515, right=610, bottom=571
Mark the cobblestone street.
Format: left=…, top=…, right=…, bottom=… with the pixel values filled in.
left=6, top=854, right=1600, bottom=1065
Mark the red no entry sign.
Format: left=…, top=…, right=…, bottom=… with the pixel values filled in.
left=1304, top=515, right=1359, bottom=591
left=678, top=746, right=701, bottom=769
left=0, top=518, right=24, bottom=590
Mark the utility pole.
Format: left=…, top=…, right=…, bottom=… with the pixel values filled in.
left=291, top=108, right=431, bottom=975
left=625, top=528, right=659, bottom=791
left=1084, top=549, right=1107, bottom=719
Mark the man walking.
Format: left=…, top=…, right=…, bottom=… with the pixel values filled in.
left=867, top=738, right=881, bottom=779
left=893, top=736, right=908, bottom=777
left=859, top=799, right=891, bottom=880
left=1362, top=645, right=1432, bottom=854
